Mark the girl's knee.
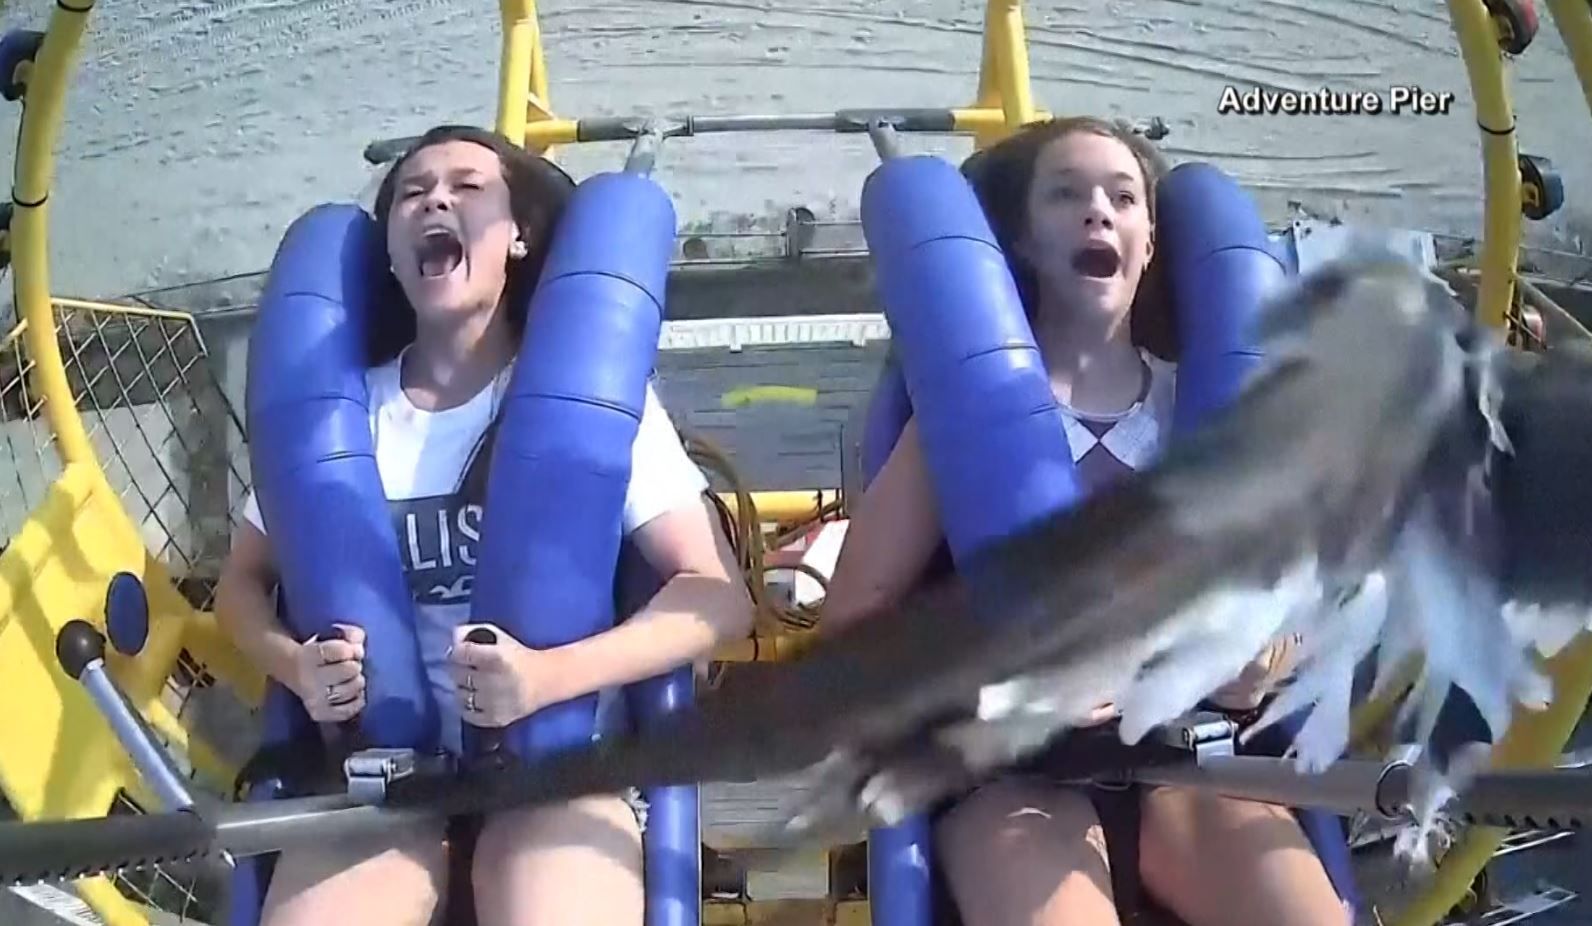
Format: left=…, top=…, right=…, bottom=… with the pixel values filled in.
left=939, top=779, right=1101, bottom=848
left=935, top=778, right=1108, bottom=885
left=261, top=828, right=447, bottom=926
left=471, top=795, right=644, bottom=926
left=1140, top=789, right=1344, bottom=926
left=475, top=794, right=642, bottom=866
left=935, top=779, right=1119, bottom=925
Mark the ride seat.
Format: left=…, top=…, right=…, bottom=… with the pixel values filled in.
left=226, top=539, right=699, bottom=926
left=852, top=154, right=1361, bottom=926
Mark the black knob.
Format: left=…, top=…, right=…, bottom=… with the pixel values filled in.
left=56, top=619, right=106, bottom=681
left=315, top=625, right=363, bottom=755
left=463, top=627, right=504, bottom=761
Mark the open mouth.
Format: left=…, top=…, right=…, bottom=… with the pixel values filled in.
left=416, top=228, right=465, bottom=279
left=1071, top=243, right=1121, bottom=279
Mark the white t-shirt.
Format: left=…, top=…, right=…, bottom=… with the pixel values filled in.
left=241, top=351, right=710, bottom=754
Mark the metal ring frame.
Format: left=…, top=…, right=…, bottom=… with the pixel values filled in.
left=7, top=1, right=1592, bottom=924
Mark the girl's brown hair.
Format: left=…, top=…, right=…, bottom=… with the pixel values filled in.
left=961, top=116, right=1177, bottom=359
left=368, top=124, right=577, bottom=365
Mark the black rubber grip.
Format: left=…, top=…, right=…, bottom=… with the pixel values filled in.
left=54, top=619, right=106, bottom=681
left=461, top=627, right=504, bottom=762
left=576, top=118, right=646, bottom=142
left=0, top=808, right=213, bottom=886
left=318, top=626, right=364, bottom=754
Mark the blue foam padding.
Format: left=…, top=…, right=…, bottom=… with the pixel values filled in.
left=1154, top=162, right=1285, bottom=433
left=1156, top=162, right=1358, bottom=913
left=470, top=171, right=676, bottom=759
left=867, top=817, right=935, bottom=926
left=627, top=669, right=702, bottom=926
left=237, top=175, right=700, bottom=924
left=857, top=155, right=1088, bottom=926
left=859, top=155, right=1081, bottom=565
left=615, top=526, right=704, bottom=926
left=856, top=155, right=1359, bottom=921
left=469, top=170, right=699, bottom=924
left=245, top=203, right=436, bottom=751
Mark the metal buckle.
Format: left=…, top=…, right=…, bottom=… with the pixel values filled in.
left=1157, top=712, right=1238, bottom=764
left=344, top=748, right=420, bottom=805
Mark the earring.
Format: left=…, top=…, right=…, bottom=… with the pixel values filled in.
left=509, top=239, right=528, bottom=259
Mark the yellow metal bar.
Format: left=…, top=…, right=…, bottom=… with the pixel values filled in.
left=1384, top=10, right=1541, bottom=925
left=0, top=315, right=26, bottom=349
left=952, top=105, right=1052, bottom=135
left=526, top=1, right=553, bottom=125
left=0, top=464, right=184, bottom=926
left=1446, top=0, right=1521, bottom=330
left=711, top=629, right=817, bottom=663
left=1388, top=633, right=1592, bottom=926
left=523, top=118, right=582, bottom=150
left=12, top=1, right=97, bottom=468
left=969, top=0, right=1039, bottom=149
left=1346, top=657, right=1420, bottom=751
left=498, top=0, right=561, bottom=155
left=1544, top=0, right=1592, bottom=117
left=496, top=0, right=534, bottom=145
left=50, top=296, right=197, bottom=325
left=717, top=489, right=842, bottom=525
left=989, top=0, right=1037, bottom=128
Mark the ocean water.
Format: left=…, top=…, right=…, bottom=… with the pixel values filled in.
left=0, top=0, right=1588, bottom=306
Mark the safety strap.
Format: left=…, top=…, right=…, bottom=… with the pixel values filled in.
left=1094, top=784, right=1145, bottom=916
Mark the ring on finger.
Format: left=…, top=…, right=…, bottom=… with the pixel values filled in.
left=465, top=691, right=478, bottom=714
left=463, top=672, right=475, bottom=693
left=326, top=683, right=337, bottom=704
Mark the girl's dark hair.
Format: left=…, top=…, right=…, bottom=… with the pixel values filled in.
left=370, top=125, right=576, bottom=505
left=368, top=124, right=577, bottom=365
left=960, top=116, right=1177, bottom=360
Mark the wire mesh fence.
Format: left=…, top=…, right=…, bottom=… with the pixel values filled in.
left=0, top=300, right=251, bottom=609
left=0, top=299, right=256, bottom=925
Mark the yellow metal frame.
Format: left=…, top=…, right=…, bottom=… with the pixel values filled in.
left=1380, top=8, right=1592, bottom=923
left=717, top=489, right=840, bottom=526
left=0, top=466, right=217, bottom=926
left=1446, top=0, right=1522, bottom=332
left=492, top=0, right=1046, bottom=155
left=13, top=0, right=96, bottom=468
left=954, top=0, right=1049, bottom=148
left=4, top=4, right=268, bottom=923
left=2, top=1, right=1588, bottom=925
